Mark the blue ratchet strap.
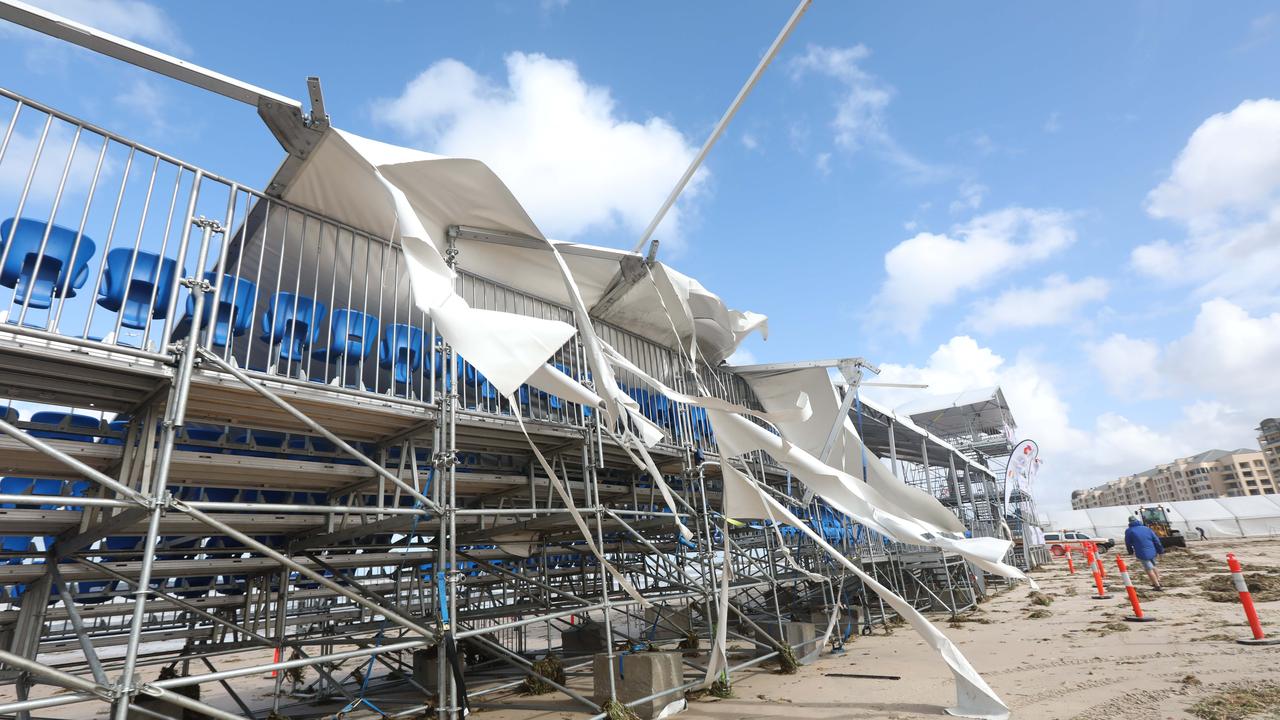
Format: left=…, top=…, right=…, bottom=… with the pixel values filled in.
left=341, top=486, right=427, bottom=715
left=338, top=618, right=388, bottom=715
left=437, top=570, right=450, bottom=626
left=840, top=587, right=856, bottom=642
left=646, top=611, right=662, bottom=642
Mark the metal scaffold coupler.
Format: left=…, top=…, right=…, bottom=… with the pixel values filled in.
left=190, top=216, right=224, bottom=233
left=433, top=450, right=458, bottom=469
left=178, top=276, right=214, bottom=293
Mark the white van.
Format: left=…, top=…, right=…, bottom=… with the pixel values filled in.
left=1043, top=530, right=1115, bottom=556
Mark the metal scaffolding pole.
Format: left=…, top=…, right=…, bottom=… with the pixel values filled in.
left=112, top=210, right=217, bottom=720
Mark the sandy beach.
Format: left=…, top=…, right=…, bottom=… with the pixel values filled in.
left=12, top=538, right=1280, bottom=719
left=656, top=537, right=1280, bottom=720
left=474, top=537, right=1280, bottom=720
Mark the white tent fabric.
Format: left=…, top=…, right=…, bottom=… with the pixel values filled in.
left=277, top=125, right=1019, bottom=719
left=1048, top=495, right=1280, bottom=540
left=280, top=128, right=766, bottom=364
left=716, top=459, right=1010, bottom=719
left=706, top=408, right=1031, bottom=585
left=740, top=367, right=965, bottom=534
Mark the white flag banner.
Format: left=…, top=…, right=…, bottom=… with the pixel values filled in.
left=1003, top=439, right=1040, bottom=510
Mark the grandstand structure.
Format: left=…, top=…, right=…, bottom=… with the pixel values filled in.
left=0, top=6, right=1038, bottom=720
left=890, top=388, right=1048, bottom=569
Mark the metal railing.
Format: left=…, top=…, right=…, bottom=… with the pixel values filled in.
left=0, top=86, right=757, bottom=452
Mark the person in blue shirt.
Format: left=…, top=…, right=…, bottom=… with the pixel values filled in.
left=1124, top=516, right=1166, bottom=591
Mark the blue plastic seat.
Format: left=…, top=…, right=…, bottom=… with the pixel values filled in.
left=0, top=218, right=96, bottom=311
left=187, top=272, right=256, bottom=346
left=96, top=248, right=178, bottom=329
left=379, top=323, right=424, bottom=384
left=177, top=423, right=225, bottom=452
left=28, top=412, right=103, bottom=441
left=168, top=575, right=216, bottom=599
left=260, top=292, right=325, bottom=362
left=99, top=419, right=130, bottom=447
left=462, top=361, right=498, bottom=400
left=225, top=428, right=285, bottom=458
left=313, top=309, right=378, bottom=363
left=0, top=478, right=65, bottom=509
left=75, top=579, right=113, bottom=604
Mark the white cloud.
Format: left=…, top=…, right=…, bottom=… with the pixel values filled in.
left=790, top=44, right=940, bottom=179
left=725, top=346, right=757, bottom=366
left=0, top=123, right=113, bottom=207
left=814, top=152, right=831, bottom=176
left=1086, top=333, right=1162, bottom=400
left=1146, top=99, right=1280, bottom=224
left=967, top=274, right=1108, bottom=331
left=1092, top=298, right=1280, bottom=430
left=1085, top=412, right=1186, bottom=478
left=969, top=132, right=995, bottom=155
left=1129, top=238, right=1181, bottom=277
left=870, top=338, right=1080, bottom=459
left=871, top=207, right=1077, bottom=335
left=1135, top=99, right=1280, bottom=304
left=949, top=180, right=987, bottom=214
left=114, top=79, right=170, bottom=135
left=24, top=0, right=189, bottom=55
left=1043, top=111, right=1062, bottom=133
left=1163, top=298, right=1280, bottom=409
left=740, top=132, right=759, bottom=151
left=1239, top=13, right=1277, bottom=52
left=376, top=53, right=703, bottom=249
left=864, top=336, right=1222, bottom=513
left=867, top=299, right=1280, bottom=511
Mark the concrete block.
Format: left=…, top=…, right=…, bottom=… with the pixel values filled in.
left=561, top=620, right=610, bottom=655
left=643, top=603, right=695, bottom=642
left=753, top=621, right=820, bottom=664
left=127, top=686, right=206, bottom=719
left=412, top=648, right=460, bottom=693
left=795, top=608, right=825, bottom=626
left=592, top=651, right=686, bottom=720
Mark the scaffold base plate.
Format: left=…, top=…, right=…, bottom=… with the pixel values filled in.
left=1237, top=636, right=1280, bottom=646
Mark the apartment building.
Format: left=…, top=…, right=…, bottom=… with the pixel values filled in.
left=1071, top=445, right=1276, bottom=509
left=1261, top=418, right=1280, bottom=482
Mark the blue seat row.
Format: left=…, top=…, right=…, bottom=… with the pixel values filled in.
left=0, top=219, right=687, bottom=433
left=0, top=218, right=424, bottom=376
left=1, top=218, right=176, bottom=329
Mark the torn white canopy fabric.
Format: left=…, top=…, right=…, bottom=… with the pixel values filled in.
left=741, top=367, right=964, bottom=534
left=541, top=237, right=694, bottom=541
left=273, top=128, right=766, bottom=365
left=717, top=459, right=1010, bottom=719
left=526, top=362, right=605, bottom=409
left=509, top=401, right=651, bottom=607
left=707, top=406, right=1032, bottom=585
left=600, top=340, right=811, bottom=426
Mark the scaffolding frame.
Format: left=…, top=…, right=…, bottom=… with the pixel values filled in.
left=0, top=75, right=1043, bottom=720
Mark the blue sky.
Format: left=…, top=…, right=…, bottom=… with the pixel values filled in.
left=4, top=1, right=1280, bottom=511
